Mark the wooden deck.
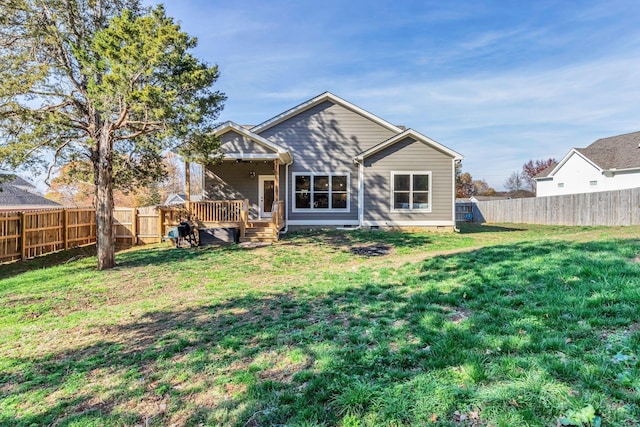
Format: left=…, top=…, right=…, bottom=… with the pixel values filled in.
left=159, top=200, right=285, bottom=243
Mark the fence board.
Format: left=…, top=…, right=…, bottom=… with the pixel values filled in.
left=0, top=207, right=95, bottom=263
left=473, top=187, right=640, bottom=226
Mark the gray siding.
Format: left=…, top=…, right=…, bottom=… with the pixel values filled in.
left=220, top=130, right=273, bottom=155
left=363, top=137, right=454, bottom=223
left=257, top=101, right=397, bottom=222
left=204, top=161, right=281, bottom=219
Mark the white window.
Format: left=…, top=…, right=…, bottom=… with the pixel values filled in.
left=391, top=171, right=431, bottom=211
left=293, top=173, right=349, bottom=211
left=557, top=183, right=564, bottom=188
left=590, top=180, right=598, bottom=186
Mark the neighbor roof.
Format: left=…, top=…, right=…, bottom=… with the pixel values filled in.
left=535, top=131, right=640, bottom=179
left=1, top=174, right=36, bottom=190
left=0, top=175, right=61, bottom=208
left=575, top=131, right=640, bottom=171
left=533, top=162, right=558, bottom=179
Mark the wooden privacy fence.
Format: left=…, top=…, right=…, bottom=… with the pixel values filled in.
left=2, top=200, right=280, bottom=263
left=0, top=208, right=96, bottom=263
left=473, top=187, right=640, bottom=226
left=113, top=206, right=161, bottom=245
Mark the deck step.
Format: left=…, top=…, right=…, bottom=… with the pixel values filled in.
left=240, top=225, right=277, bottom=243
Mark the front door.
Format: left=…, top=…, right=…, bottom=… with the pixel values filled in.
left=258, top=175, right=275, bottom=219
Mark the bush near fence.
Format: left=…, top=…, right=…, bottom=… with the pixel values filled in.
left=473, top=187, right=640, bottom=226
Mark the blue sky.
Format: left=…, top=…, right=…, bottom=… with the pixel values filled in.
left=151, top=0, right=640, bottom=190
left=18, top=0, right=640, bottom=192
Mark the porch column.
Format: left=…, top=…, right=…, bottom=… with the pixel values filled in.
left=273, top=160, right=280, bottom=202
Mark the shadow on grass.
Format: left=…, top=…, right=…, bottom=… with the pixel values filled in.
left=0, top=245, right=97, bottom=281
left=3, top=239, right=640, bottom=426
left=457, top=223, right=527, bottom=234
left=116, top=229, right=434, bottom=270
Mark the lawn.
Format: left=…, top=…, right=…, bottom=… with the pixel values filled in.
left=1, top=223, right=639, bottom=426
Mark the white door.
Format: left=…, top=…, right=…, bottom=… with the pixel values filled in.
left=258, top=175, right=275, bottom=219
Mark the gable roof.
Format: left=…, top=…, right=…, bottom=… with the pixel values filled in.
left=0, top=175, right=61, bottom=208
left=163, top=193, right=203, bottom=206
left=533, top=162, right=558, bottom=179
left=214, top=121, right=292, bottom=164
left=1, top=174, right=35, bottom=190
left=251, top=92, right=403, bottom=135
left=535, top=131, right=640, bottom=179
left=354, top=129, right=463, bottom=161
left=576, top=131, right=640, bottom=171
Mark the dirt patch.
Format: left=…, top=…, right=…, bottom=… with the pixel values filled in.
left=350, top=244, right=392, bottom=257
left=443, top=306, right=473, bottom=324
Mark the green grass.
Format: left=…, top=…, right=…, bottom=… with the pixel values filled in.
left=1, top=223, right=640, bottom=426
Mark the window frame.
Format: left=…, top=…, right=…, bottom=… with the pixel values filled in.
left=292, top=172, right=351, bottom=212
left=390, top=171, right=432, bottom=212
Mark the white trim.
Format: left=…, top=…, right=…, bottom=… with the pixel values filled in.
left=288, top=220, right=360, bottom=226
left=355, top=129, right=463, bottom=161
left=390, top=171, right=432, bottom=213
left=363, top=220, right=455, bottom=227
left=603, top=166, right=640, bottom=175
left=251, top=92, right=403, bottom=134
left=258, top=175, right=275, bottom=219
left=292, top=172, right=351, bottom=213
left=535, top=148, right=600, bottom=180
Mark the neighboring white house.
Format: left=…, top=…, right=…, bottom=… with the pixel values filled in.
left=535, top=131, right=640, bottom=197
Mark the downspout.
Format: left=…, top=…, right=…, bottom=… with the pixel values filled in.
left=453, top=159, right=460, bottom=232
left=337, top=159, right=363, bottom=231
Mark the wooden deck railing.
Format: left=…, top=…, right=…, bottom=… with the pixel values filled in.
left=189, top=200, right=246, bottom=223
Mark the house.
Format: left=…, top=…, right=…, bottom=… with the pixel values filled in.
left=535, top=131, right=640, bottom=197
left=163, top=193, right=203, bottom=206
left=197, top=92, right=462, bottom=238
left=0, top=174, right=62, bottom=211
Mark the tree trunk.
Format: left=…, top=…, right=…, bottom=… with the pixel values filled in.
left=95, top=122, right=116, bottom=270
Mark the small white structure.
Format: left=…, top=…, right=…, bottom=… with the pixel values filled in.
left=163, top=193, right=203, bottom=206
left=535, top=131, right=640, bottom=197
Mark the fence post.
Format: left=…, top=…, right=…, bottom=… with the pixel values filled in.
left=157, top=208, right=164, bottom=243
left=20, top=211, right=27, bottom=260
left=63, top=209, right=69, bottom=249
left=131, top=208, right=138, bottom=246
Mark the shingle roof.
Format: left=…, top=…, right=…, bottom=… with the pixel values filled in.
left=0, top=174, right=35, bottom=189
left=533, top=162, right=558, bottom=179
left=576, top=131, right=640, bottom=170
left=0, top=174, right=61, bottom=207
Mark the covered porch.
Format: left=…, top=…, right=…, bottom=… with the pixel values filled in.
left=164, top=121, right=292, bottom=243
